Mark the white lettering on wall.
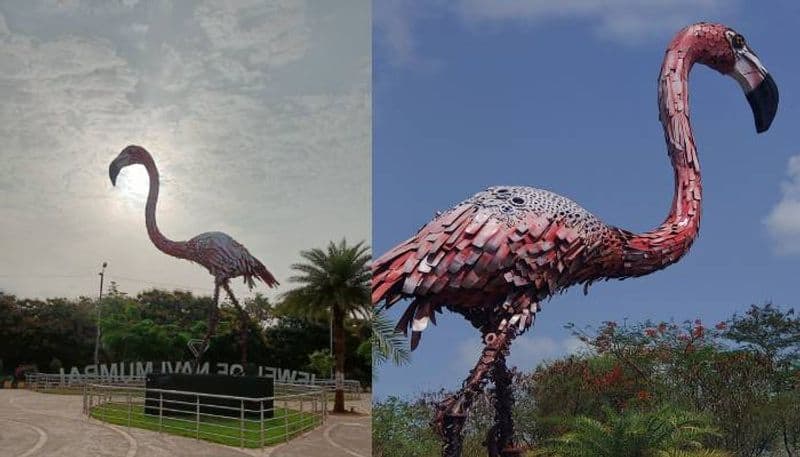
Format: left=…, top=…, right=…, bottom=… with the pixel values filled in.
left=56, top=361, right=323, bottom=385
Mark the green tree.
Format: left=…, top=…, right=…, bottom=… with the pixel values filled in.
left=307, top=350, right=335, bottom=377
left=534, top=406, right=727, bottom=457
left=244, top=293, right=275, bottom=327
left=100, top=292, right=193, bottom=361
left=281, top=239, right=371, bottom=413
left=0, top=294, right=96, bottom=372
left=203, top=306, right=270, bottom=367
left=373, top=396, right=440, bottom=457
left=0, top=287, right=370, bottom=386
left=563, top=320, right=783, bottom=456
left=722, top=304, right=800, bottom=457
left=724, top=303, right=800, bottom=367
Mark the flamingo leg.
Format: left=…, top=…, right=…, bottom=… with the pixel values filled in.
left=486, top=354, right=523, bottom=457
left=198, top=283, right=221, bottom=369
left=432, top=321, right=519, bottom=457
left=221, top=282, right=250, bottom=366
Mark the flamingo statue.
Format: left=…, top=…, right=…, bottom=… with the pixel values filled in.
left=109, top=145, right=279, bottom=366
left=372, top=23, right=778, bottom=457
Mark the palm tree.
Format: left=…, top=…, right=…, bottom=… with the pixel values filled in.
left=534, top=406, right=729, bottom=457
left=282, top=239, right=370, bottom=413
left=372, top=310, right=410, bottom=368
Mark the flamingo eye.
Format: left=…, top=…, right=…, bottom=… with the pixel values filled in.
left=732, top=34, right=745, bottom=49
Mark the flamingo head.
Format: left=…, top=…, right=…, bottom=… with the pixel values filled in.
left=109, top=144, right=148, bottom=186
left=677, top=23, right=778, bottom=133
left=725, top=29, right=779, bottom=133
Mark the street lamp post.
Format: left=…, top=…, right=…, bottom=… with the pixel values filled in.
left=329, top=305, right=334, bottom=379
left=93, top=262, right=107, bottom=366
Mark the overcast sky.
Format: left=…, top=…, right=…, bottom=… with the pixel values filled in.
left=374, top=0, right=800, bottom=398
left=0, top=0, right=370, bottom=301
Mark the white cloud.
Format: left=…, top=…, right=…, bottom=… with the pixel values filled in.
left=373, top=0, right=443, bottom=70
left=373, top=0, right=416, bottom=65
left=454, top=334, right=585, bottom=374
left=376, top=0, right=738, bottom=66
left=508, top=334, right=586, bottom=370
left=765, top=156, right=800, bottom=254
left=120, top=22, right=148, bottom=49
left=455, top=0, right=736, bottom=42
left=195, top=0, right=309, bottom=70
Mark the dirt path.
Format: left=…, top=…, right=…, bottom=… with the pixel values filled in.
left=0, top=390, right=370, bottom=457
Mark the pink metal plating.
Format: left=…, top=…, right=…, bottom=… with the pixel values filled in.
left=109, top=145, right=278, bottom=366
left=372, top=23, right=777, bottom=457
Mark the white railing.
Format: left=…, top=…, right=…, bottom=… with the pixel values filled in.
left=83, top=382, right=326, bottom=448
left=307, top=378, right=362, bottom=393
left=26, top=372, right=145, bottom=391
left=26, top=372, right=363, bottom=393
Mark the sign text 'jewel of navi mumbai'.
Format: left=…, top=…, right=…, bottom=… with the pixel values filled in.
left=58, top=361, right=319, bottom=384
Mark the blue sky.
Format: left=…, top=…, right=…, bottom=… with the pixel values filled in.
left=373, top=0, right=800, bottom=399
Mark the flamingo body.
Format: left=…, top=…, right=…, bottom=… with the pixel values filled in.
left=374, top=185, right=620, bottom=348
left=185, top=231, right=278, bottom=288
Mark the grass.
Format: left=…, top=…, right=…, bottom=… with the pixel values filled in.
left=90, top=402, right=321, bottom=448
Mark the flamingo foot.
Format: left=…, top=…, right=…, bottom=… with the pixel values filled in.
left=486, top=353, right=517, bottom=456
left=432, top=395, right=468, bottom=457
left=441, top=413, right=467, bottom=457
left=430, top=318, right=519, bottom=457
left=221, top=282, right=249, bottom=366
left=197, top=283, right=221, bottom=370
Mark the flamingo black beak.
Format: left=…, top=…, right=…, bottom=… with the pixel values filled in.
left=746, top=73, right=778, bottom=133
left=729, top=46, right=778, bottom=133
left=109, top=158, right=122, bottom=186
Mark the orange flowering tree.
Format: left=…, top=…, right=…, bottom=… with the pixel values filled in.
left=373, top=304, right=800, bottom=456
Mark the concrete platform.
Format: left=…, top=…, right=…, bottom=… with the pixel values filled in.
left=0, top=390, right=370, bottom=457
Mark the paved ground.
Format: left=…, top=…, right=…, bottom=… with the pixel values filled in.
left=0, top=390, right=371, bottom=457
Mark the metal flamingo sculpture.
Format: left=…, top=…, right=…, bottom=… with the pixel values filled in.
left=109, top=145, right=279, bottom=366
left=372, top=23, right=778, bottom=457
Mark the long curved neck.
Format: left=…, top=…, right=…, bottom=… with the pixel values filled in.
left=140, top=154, right=187, bottom=259
left=617, top=35, right=704, bottom=277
